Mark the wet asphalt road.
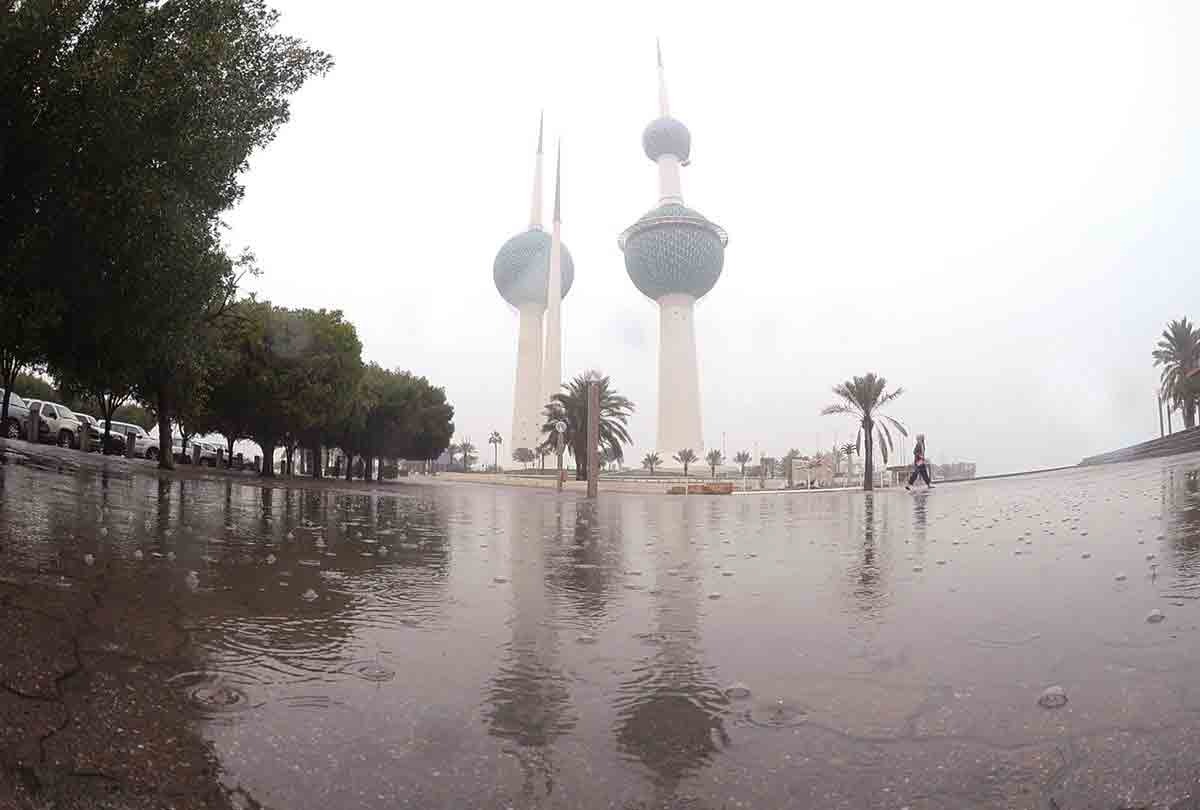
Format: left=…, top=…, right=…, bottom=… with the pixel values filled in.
left=2, top=440, right=1200, bottom=809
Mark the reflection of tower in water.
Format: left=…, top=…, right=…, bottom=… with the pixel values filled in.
left=483, top=499, right=576, bottom=799
left=613, top=500, right=728, bottom=792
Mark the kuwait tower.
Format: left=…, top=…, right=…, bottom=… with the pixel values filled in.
left=494, top=118, right=575, bottom=456
left=619, top=43, right=728, bottom=459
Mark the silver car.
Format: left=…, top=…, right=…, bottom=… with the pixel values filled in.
left=1, top=390, right=30, bottom=439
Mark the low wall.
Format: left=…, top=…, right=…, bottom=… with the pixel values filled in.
left=1080, top=427, right=1200, bottom=466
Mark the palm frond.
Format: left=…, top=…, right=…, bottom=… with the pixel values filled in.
left=820, top=404, right=858, bottom=417
left=877, top=428, right=889, bottom=464
left=882, top=415, right=908, bottom=437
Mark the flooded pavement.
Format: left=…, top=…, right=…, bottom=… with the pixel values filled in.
left=3, top=447, right=1200, bottom=809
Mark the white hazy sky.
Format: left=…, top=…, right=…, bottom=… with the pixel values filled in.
left=224, top=1, right=1200, bottom=476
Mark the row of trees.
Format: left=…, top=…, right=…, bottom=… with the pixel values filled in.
left=0, top=0, right=335, bottom=469
left=194, top=300, right=454, bottom=479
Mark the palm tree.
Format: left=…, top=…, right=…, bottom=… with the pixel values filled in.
left=539, top=371, right=635, bottom=481
left=820, top=373, right=907, bottom=491
left=839, top=441, right=857, bottom=484
left=1153, top=318, right=1199, bottom=429
left=488, top=431, right=503, bottom=471
left=674, top=448, right=697, bottom=477
left=642, top=452, right=662, bottom=474
left=807, top=452, right=826, bottom=487
left=733, top=451, right=751, bottom=477
left=456, top=440, right=477, bottom=471
left=705, top=449, right=724, bottom=479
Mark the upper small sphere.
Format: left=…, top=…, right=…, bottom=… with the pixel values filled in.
left=494, top=229, right=575, bottom=308
left=619, top=203, right=727, bottom=301
left=642, top=116, right=691, bottom=163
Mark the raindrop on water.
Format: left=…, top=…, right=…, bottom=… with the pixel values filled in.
left=301, top=588, right=318, bottom=602
left=707, top=592, right=722, bottom=600
left=100, top=527, right=108, bottom=537
left=133, top=549, right=144, bottom=560
left=1037, top=685, right=1068, bottom=709
left=265, top=554, right=276, bottom=565
left=724, top=682, right=752, bottom=699
left=1081, top=552, right=1091, bottom=559
left=83, top=553, right=95, bottom=566
left=493, top=576, right=509, bottom=584
left=1115, top=573, right=1127, bottom=582
left=184, top=571, right=200, bottom=590
left=1146, top=609, right=1166, bottom=624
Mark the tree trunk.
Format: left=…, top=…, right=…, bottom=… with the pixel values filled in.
left=863, top=420, right=874, bottom=491
left=1185, top=399, right=1197, bottom=430
left=226, top=436, right=235, bottom=468
left=259, top=440, right=276, bottom=478
left=285, top=444, right=294, bottom=477
left=156, top=386, right=174, bottom=470
left=0, top=354, right=18, bottom=430
left=1, top=387, right=11, bottom=437
left=376, top=459, right=385, bottom=482
left=345, top=454, right=354, bottom=482
left=311, top=445, right=321, bottom=479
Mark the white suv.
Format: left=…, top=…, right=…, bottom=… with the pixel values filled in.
left=25, top=401, right=82, bottom=448
left=109, top=421, right=160, bottom=460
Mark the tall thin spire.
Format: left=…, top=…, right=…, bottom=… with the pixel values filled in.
left=543, top=140, right=564, bottom=407
left=552, top=139, right=561, bottom=224
left=529, top=111, right=545, bottom=229
left=656, top=38, right=670, bottom=117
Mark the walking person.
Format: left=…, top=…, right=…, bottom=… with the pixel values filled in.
left=906, top=433, right=933, bottom=490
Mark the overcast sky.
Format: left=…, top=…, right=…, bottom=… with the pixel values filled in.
left=224, top=1, right=1200, bottom=475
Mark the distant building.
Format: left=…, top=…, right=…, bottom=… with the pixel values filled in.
left=886, top=461, right=977, bottom=485
left=931, top=462, right=977, bottom=481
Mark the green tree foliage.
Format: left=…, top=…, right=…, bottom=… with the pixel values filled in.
left=642, top=452, right=661, bottom=474
left=705, top=449, right=724, bottom=478
left=673, top=448, right=697, bottom=477
left=821, top=373, right=908, bottom=491
left=539, top=372, right=634, bottom=482
left=513, top=447, right=536, bottom=469
left=733, top=451, right=751, bottom=477
left=0, top=0, right=331, bottom=468
left=207, top=301, right=362, bottom=478
left=1153, top=318, right=1199, bottom=430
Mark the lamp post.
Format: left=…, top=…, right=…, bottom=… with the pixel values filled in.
left=554, top=420, right=566, bottom=492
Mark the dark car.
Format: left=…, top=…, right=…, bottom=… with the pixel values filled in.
left=84, top=418, right=129, bottom=455
left=1, top=389, right=30, bottom=439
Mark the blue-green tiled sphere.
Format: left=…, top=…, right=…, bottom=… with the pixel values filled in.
left=494, top=229, right=575, bottom=307
left=642, top=116, right=691, bottom=162
left=620, top=203, right=727, bottom=301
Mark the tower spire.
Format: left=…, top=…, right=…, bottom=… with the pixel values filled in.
left=552, top=139, right=561, bottom=224
left=529, top=111, right=544, bottom=229
left=656, top=38, right=670, bottom=117
left=543, top=139, right=564, bottom=407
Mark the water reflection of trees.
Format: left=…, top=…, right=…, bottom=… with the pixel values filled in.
left=614, top=501, right=728, bottom=794
left=1164, top=465, right=1200, bottom=577
left=546, top=499, right=624, bottom=621
left=842, top=492, right=897, bottom=615
left=484, top=497, right=576, bottom=800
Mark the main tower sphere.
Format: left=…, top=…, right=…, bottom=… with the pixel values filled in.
left=619, top=203, right=727, bottom=301
left=493, top=229, right=575, bottom=308
left=642, top=116, right=691, bottom=162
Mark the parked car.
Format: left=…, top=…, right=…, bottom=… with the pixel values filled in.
left=193, top=438, right=221, bottom=466
left=25, top=400, right=82, bottom=448
left=85, top=418, right=131, bottom=455
left=0, top=389, right=30, bottom=439
left=108, top=421, right=158, bottom=460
